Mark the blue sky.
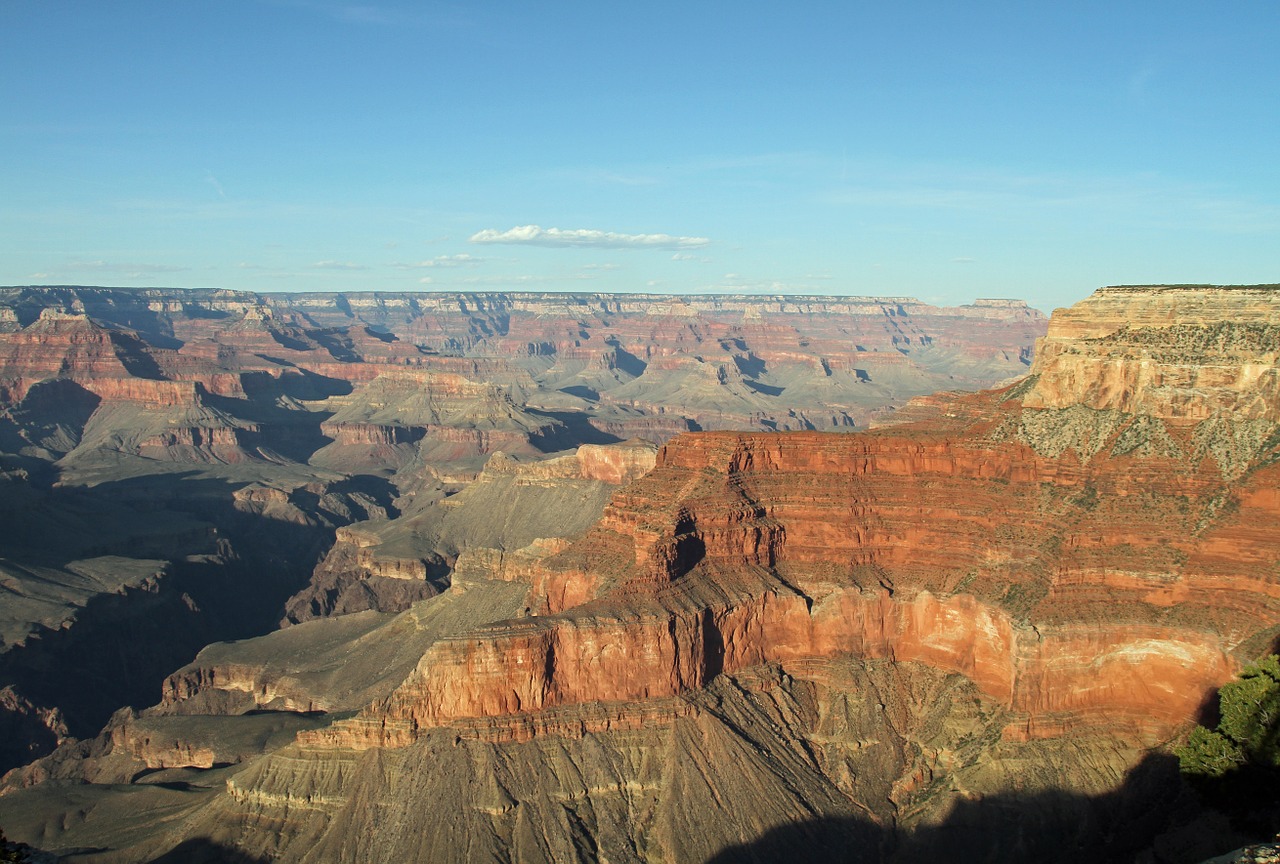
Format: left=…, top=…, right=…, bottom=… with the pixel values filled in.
left=2, top=1, right=1277, bottom=311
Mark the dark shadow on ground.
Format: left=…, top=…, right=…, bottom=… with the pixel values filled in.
left=526, top=409, right=624, bottom=450
left=601, top=344, right=647, bottom=377
left=146, top=838, right=271, bottom=864
left=200, top=369, right=355, bottom=464
left=1179, top=636, right=1280, bottom=843
left=558, top=384, right=600, bottom=402
left=731, top=352, right=766, bottom=379
left=743, top=380, right=784, bottom=397
left=0, top=472, right=340, bottom=770
left=705, top=752, right=1263, bottom=864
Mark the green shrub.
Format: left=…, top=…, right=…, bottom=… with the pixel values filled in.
left=1177, top=726, right=1244, bottom=778
left=1178, top=655, right=1280, bottom=777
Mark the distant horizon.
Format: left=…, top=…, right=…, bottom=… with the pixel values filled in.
left=7, top=281, right=1280, bottom=316
left=0, top=281, right=1091, bottom=314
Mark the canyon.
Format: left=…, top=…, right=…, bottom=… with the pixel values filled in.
left=1, top=284, right=1278, bottom=862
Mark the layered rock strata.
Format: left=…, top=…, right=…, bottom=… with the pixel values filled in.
left=320, top=423, right=1265, bottom=750
left=204, top=284, right=1280, bottom=862
left=280, top=441, right=657, bottom=622
left=1025, top=285, right=1280, bottom=422
left=0, top=286, right=1047, bottom=449
left=6, top=285, right=1280, bottom=863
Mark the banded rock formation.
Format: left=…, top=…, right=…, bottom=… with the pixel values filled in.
left=0, top=286, right=1040, bottom=778
left=0, top=285, right=1047, bottom=449
left=241, top=285, right=1279, bottom=862
left=8, top=285, right=1280, bottom=863
left=281, top=440, right=658, bottom=623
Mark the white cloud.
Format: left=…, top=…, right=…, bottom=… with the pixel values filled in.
left=671, top=253, right=697, bottom=261
left=704, top=273, right=827, bottom=295
left=452, top=274, right=555, bottom=286
left=395, top=254, right=483, bottom=269
left=66, top=260, right=190, bottom=276
left=418, top=276, right=433, bottom=284
left=470, top=224, right=710, bottom=250
left=822, top=165, right=1280, bottom=235
left=204, top=171, right=226, bottom=199
left=311, top=260, right=369, bottom=270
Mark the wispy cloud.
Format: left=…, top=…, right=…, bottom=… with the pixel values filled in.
left=581, top=168, right=660, bottom=186
left=470, top=225, right=710, bottom=250
left=258, top=0, right=469, bottom=28
left=448, top=273, right=559, bottom=287
left=311, top=260, right=369, bottom=270
left=404, top=273, right=553, bottom=288
left=334, top=4, right=393, bottom=23
left=1128, top=64, right=1157, bottom=101
left=706, top=272, right=830, bottom=295
left=821, top=166, right=1280, bottom=235
left=204, top=171, right=226, bottom=199
left=64, top=260, right=191, bottom=276
left=394, top=254, right=484, bottom=269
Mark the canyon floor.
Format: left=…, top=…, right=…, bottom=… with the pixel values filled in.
left=0, top=285, right=1277, bottom=862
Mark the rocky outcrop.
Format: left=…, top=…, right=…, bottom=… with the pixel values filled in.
left=312, top=369, right=565, bottom=471
left=280, top=526, right=445, bottom=623
left=1025, top=285, right=1280, bottom=421
left=283, top=441, right=658, bottom=624
left=145, top=582, right=532, bottom=724
left=480, top=440, right=658, bottom=485
left=0, top=686, right=69, bottom=774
